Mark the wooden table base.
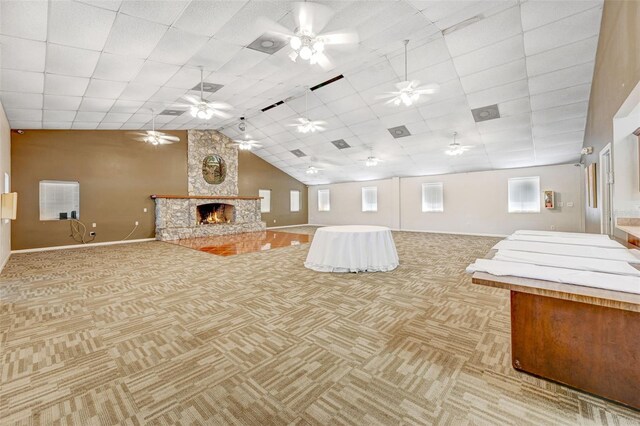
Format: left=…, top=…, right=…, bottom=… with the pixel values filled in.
left=510, top=291, right=640, bottom=410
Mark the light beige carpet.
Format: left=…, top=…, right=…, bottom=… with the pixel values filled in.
left=1, top=227, right=639, bottom=425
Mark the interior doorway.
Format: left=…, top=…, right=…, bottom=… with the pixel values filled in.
left=599, top=143, right=613, bottom=235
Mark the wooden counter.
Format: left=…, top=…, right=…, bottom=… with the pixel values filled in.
left=473, top=269, right=640, bottom=410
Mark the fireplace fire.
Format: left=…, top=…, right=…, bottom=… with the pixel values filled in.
left=196, top=203, right=234, bottom=225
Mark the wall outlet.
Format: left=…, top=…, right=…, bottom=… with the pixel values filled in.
left=90, top=231, right=96, bottom=236
left=92, top=223, right=96, bottom=228
left=143, top=208, right=147, bottom=213
left=135, top=221, right=139, bottom=226
left=550, top=225, right=556, bottom=230
left=566, top=202, right=574, bottom=207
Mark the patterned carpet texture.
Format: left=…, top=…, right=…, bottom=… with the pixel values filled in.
left=1, top=227, right=639, bottom=425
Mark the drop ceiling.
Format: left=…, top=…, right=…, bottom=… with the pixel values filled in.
left=0, top=0, right=603, bottom=184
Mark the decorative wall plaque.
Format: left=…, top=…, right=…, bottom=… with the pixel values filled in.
left=202, top=154, right=226, bottom=184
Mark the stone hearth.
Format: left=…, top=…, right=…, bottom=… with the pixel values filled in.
left=154, top=196, right=265, bottom=241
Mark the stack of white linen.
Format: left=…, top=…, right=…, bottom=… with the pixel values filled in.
left=466, top=230, right=640, bottom=294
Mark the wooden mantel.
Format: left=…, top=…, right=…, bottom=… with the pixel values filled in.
left=150, top=194, right=262, bottom=200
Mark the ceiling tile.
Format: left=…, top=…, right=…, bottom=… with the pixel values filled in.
left=338, top=107, right=379, bottom=127
left=149, top=87, right=187, bottom=103
left=530, top=83, right=591, bottom=111
left=118, top=0, right=189, bottom=25
left=477, top=113, right=531, bottom=134
left=110, top=100, right=145, bottom=113
left=72, top=122, right=100, bottom=129
left=325, top=94, right=368, bottom=115
left=466, top=79, right=529, bottom=109
left=0, top=36, right=47, bottom=72
left=418, top=97, right=469, bottom=120
left=187, top=38, right=244, bottom=71
left=102, top=112, right=132, bottom=123
left=521, top=0, right=601, bottom=32
left=119, top=83, right=162, bottom=101
left=43, top=110, right=77, bottom=121
left=533, top=130, right=583, bottom=147
left=44, top=95, right=82, bottom=110
left=0, top=0, right=48, bottom=41
left=103, top=14, right=168, bottom=58
left=388, top=38, right=452, bottom=78
left=173, top=1, right=247, bottom=37
left=498, top=97, right=531, bottom=117
left=286, top=91, right=323, bottom=114
left=444, top=6, right=522, bottom=57
left=5, top=108, right=42, bottom=121
left=84, top=79, right=127, bottom=98
left=42, top=122, right=73, bottom=129
left=45, top=74, right=90, bottom=96
left=10, top=121, right=42, bottom=129
left=1, top=70, right=44, bottom=93
left=46, top=44, right=100, bottom=77
left=452, top=35, right=524, bottom=77
left=75, top=111, right=106, bottom=122
left=216, top=48, right=269, bottom=76
left=48, top=1, right=116, bottom=50
left=79, top=97, right=116, bottom=112
left=460, top=59, right=526, bottom=93
left=312, top=78, right=357, bottom=104
left=132, top=61, right=180, bottom=86
left=528, top=62, right=594, bottom=95
left=523, top=6, right=602, bottom=56
left=214, top=1, right=291, bottom=47
left=97, top=122, right=124, bottom=129
left=532, top=101, right=588, bottom=125
left=92, top=53, right=145, bottom=81
left=346, top=60, right=398, bottom=92
left=76, top=1, right=122, bottom=11
left=0, top=92, right=43, bottom=109
left=533, top=116, right=587, bottom=138
left=526, top=36, right=598, bottom=77
left=148, top=28, right=210, bottom=65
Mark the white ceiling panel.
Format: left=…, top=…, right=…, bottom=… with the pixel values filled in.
left=521, top=0, right=601, bottom=32
left=48, top=1, right=116, bottom=50
left=0, top=92, right=43, bottom=109
left=45, top=74, right=90, bottom=97
left=529, top=83, right=591, bottom=110
left=173, top=1, right=247, bottom=37
left=0, top=0, right=48, bottom=41
left=460, top=59, right=526, bottom=93
left=43, top=122, right=73, bottom=129
left=46, top=44, right=101, bottom=78
left=526, top=36, right=598, bottom=77
left=10, top=121, right=42, bottom=129
left=93, top=53, right=145, bottom=82
left=1, top=70, right=44, bottom=94
left=0, top=0, right=603, bottom=183
left=0, top=36, right=47, bottom=72
left=103, top=14, right=168, bottom=58
left=523, top=6, right=602, bottom=56
left=79, top=97, right=116, bottom=112
left=444, top=6, right=522, bottom=57
left=148, top=28, right=210, bottom=65
left=528, top=62, right=594, bottom=95
left=44, top=95, right=82, bottom=110
left=452, top=35, right=524, bottom=77
left=118, top=0, right=189, bottom=25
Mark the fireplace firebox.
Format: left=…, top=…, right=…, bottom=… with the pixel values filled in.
left=196, top=203, right=234, bottom=224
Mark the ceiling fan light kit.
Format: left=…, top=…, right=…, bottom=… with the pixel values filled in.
left=445, top=132, right=471, bottom=156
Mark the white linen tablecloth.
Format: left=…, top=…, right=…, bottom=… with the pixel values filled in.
left=304, top=225, right=399, bottom=273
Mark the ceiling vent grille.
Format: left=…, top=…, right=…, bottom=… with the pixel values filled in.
left=388, top=125, right=411, bottom=139
left=331, top=139, right=351, bottom=149
left=247, top=32, right=288, bottom=55
left=290, top=149, right=307, bottom=157
left=190, top=82, right=224, bottom=93
left=471, top=104, right=500, bottom=122
left=159, top=109, right=185, bottom=116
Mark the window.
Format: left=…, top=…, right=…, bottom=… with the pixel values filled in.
left=290, top=190, right=301, bottom=212
left=361, top=186, right=378, bottom=212
left=259, top=189, right=271, bottom=213
left=317, top=189, right=330, bottom=212
left=3, top=172, right=9, bottom=193
left=508, top=176, right=540, bottom=213
left=39, top=180, right=80, bottom=220
left=422, top=182, right=444, bottom=212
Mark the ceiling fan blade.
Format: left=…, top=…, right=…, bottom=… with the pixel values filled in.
left=395, top=80, right=413, bottom=90
left=312, top=120, right=328, bottom=125
left=159, top=135, right=180, bottom=142
left=319, top=30, right=358, bottom=45
left=211, top=109, right=232, bottom=119
left=293, top=2, right=335, bottom=34
left=315, top=52, right=334, bottom=71
left=206, top=101, right=233, bottom=110
left=375, top=93, right=398, bottom=100
left=182, top=95, right=200, bottom=105
left=415, top=83, right=440, bottom=94
left=255, top=16, right=295, bottom=38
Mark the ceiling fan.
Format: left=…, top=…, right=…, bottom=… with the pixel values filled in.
left=258, top=2, right=358, bottom=70
left=131, top=110, right=180, bottom=145
left=305, top=165, right=323, bottom=175
left=288, top=88, right=326, bottom=133
left=177, top=68, right=232, bottom=120
left=233, top=117, right=263, bottom=151
left=378, top=40, right=440, bottom=107
left=445, top=132, right=473, bottom=156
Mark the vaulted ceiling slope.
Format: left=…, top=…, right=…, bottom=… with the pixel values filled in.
left=0, top=0, right=603, bottom=184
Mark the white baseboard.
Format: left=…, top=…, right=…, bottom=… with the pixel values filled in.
left=395, top=228, right=508, bottom=238
left=0, top=252, right=10, bottom=272
left=11, top=238, right=156, bottom=254
left=267, top=223, right=312, bottom=230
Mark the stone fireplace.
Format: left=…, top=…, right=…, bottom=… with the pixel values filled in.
left=196, top=203, right=234, bottom=224
left=152, top=130, right=266, bottom=241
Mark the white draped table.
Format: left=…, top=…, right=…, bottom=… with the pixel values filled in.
left=304, top=225, right=399, bottom=273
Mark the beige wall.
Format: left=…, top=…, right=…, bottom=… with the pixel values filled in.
left=309, top=164, right=584, bottom=236
left=238, top=150, right=308, bottom=227
left=583, top=0, right=640, bottom=232
left=11, top=129, right=308, bottom=250
left=0, top=102, right=11, bottom=269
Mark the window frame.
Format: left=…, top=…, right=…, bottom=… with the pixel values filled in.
left=258, top=189, right=271, bottom=213
left=508, top=176, right=541, bottom=213
left=39, top=180, right=80, bottom=221
left=361, top=186, right=378, bottom=212
left=290, top=190, right=301, bottom=212
left=317, top=189, right=331, bottom=212
left=421, top=182, right=444, bottom=212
